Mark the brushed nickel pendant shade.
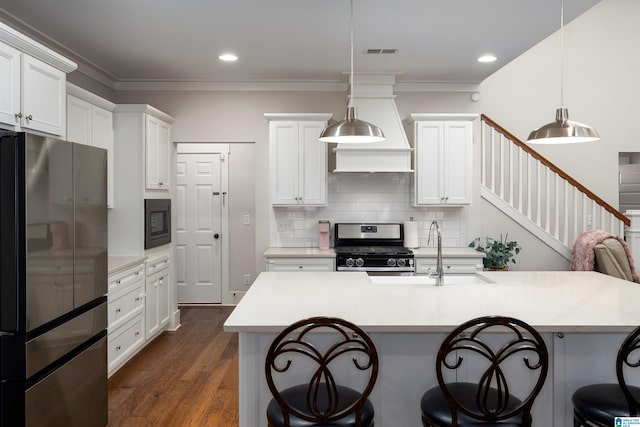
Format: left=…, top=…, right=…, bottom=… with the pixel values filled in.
left=319, top=106, right=385, bottom=143
left=319, top=0, right=385, bottom=144
left=527, top=107, right=599, bottom=144
left=527, top=0, right=599, bottom=144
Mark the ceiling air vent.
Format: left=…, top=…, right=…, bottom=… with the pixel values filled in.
left=366, top=48, right=397, bottom=55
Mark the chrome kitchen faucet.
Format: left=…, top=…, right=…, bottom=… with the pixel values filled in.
left=428, top=221, right=444, bottom=286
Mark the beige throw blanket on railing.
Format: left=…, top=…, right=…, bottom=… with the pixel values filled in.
left=570, top=229, right=640, bottom=282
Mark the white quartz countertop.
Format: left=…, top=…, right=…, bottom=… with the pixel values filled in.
left=224, top=271, right=640, bottom=333
left=264, top=248, right=336, bottom=257
left=264, top=247, right=481, bottom=258
left=411, top=247, right=484, bottom=258
left=108, top=255, right=147, bottom=275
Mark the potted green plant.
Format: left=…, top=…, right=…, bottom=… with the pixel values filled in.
left=469, top=234, right=521, bottom=270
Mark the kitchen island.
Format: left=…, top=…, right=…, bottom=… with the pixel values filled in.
left=224, top=271, right=640, bottom=426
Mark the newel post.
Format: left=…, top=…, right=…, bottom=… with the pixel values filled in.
left=625, top=210, right=640, bottom=269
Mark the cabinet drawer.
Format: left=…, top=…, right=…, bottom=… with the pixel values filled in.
left=146, top=255, right=170, bottom=276
left=109, top=263, right=144, bottom=293
left=108, top=282, right=144, bottom=330
left=415, top=257, right=483, bottom=275
left=266, top=257, right=335, bottom=272
left=108, top=314, right=145, bottom=376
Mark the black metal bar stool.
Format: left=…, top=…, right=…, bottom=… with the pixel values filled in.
left=265, top=316, right=379, bottom=427
left=420, top=315, right=549, bottom=426
left=572, top=325, right=640, bottom=426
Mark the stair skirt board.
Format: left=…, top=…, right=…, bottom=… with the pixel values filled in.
left=480, top=185, right=573, bottom=261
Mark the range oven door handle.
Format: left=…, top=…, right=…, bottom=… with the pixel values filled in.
left=336, top=266, right=416, bottom=272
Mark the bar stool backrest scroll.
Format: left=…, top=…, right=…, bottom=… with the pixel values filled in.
left=421, top=315, right=549, bottom=426
left=264, top=316, right=378, bottom=427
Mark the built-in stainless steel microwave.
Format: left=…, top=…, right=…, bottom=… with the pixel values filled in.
left=144, top=199, right=171, bottom=249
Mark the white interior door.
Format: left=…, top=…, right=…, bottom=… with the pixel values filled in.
left=175, top=153, right=222, bottom=303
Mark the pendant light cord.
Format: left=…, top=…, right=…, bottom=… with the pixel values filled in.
left=560, top=0, right=564, bottom=108
left=348, top=0, right=354, bottom=108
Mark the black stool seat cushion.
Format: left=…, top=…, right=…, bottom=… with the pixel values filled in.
left=573, top=383, right=640, bottom=424
left=266, top=384, right=375, bottom=427
left=421, top=383, right=526, bottom=426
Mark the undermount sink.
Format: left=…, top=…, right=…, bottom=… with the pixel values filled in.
left=369, top=274, right=493, bottom=286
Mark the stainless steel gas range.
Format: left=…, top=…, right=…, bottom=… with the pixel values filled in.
left=334, top=223, right=414, bottom=275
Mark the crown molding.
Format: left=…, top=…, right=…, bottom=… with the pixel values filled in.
left=111, top=79, right=480, bottom=93
left=113, top=79, right=348, bottom=92
left=0, top=21, right=76, bottom=73
left=66, top=82, right=116, bottom=111
left=394, top=82, right=480, bottom=93
left=113, top=104, right=175, bottom=123
left=264, top=113, right=333, bottom=122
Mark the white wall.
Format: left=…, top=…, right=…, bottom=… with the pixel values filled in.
left=480, top=0, right=640, bottom=208
left=470, top=0, right=640, bottom=270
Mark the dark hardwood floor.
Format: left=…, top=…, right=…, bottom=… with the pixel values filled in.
left=108, top=306, right=239, bottom=426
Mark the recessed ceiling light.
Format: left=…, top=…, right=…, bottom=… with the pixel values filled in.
left=477, top=55, right=498, bottom=63
left=219, top=53, right=238, bottom=62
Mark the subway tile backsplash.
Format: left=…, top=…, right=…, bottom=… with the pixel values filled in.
left=270, top=173, right=467, bottom=248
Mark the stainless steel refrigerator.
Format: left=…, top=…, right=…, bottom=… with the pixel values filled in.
left=0, top=131, right=108, bottom=426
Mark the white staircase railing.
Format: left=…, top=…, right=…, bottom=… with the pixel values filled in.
left=480, top=115, right=628, bottom=260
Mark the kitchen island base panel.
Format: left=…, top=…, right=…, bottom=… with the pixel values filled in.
left=236, top=331, right=626, bottom=426
left=226, top=271, right=640, bottom=426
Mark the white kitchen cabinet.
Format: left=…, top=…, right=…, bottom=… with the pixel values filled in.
left=66, top=83, right=116, bottom=207
left=145, top=115, right=171, bottom=191
left=411, top=114, right=478, bottom=206
left=0, top=41, right=21, bottom=129
left=107, top=261, right=145, bottom=377
left=111, top=104, right=175, bottom=255
left=266, top=257, right=335, bottom=272
left=108, top=315, right=145, bottom=377
left=266, top=113, right=332, bottom=206
left=66, top=95, right=92, bottom=145
left=21, top=55, right=67, bottom=136
left=109, top=262, right=145, bottom=294
left=0, top=23, right=76, bottom=137
left=145, top=255, right=171, bottom=340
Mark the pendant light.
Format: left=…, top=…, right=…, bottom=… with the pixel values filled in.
left=527, top=0, right=599, bottom=144
left=318, top=0, right=385, bottom=143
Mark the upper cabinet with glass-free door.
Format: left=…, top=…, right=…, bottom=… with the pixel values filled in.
left=0, top=22, right=77, bottom=137
left=266, top=113, right=332, bottom=206
left=66, top=83, right=115, bottom=207
left=411, top=113, right=478, bottom=206
left=145, top=114, right=172, bottom=191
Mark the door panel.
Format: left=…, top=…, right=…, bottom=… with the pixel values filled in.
left=175, top=154, right=222, bottom=303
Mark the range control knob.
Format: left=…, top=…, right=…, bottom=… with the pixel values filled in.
left=355, top=258, right=365, bottom=267
left=346, top=258, right=355, bottom=267
left=387, top=258, right=397, bottom=267
left=397, top=258, right=407, bottom=267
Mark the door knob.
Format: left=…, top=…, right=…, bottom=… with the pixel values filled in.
left=213, top=233, right=220, bottom=239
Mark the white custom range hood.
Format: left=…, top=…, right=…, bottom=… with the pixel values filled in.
left=333, top=75, right=413, bottom=173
